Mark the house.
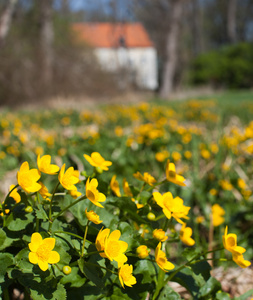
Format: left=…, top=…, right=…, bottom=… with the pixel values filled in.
left=72, top=22, right=158, bottom=90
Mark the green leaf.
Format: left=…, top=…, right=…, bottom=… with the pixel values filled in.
left=199, top=277, right=221, bottom=299
left=137, top=191, right=151, bottom=205
left=66, top=285, right=100, bottom=300
left=234, top=289, right=253, bottom=300
left=0, top=253, right=14, bottom=283
left=0, top=228, right=13, bottom=250
left=134, top=259, right=157, bottom=284
left=60, top=265, right=86, bottom=288
left=181, top=247, right=200, bottom=261
left=34, top=204, right=48, bottom=221
left=216, top=291, right=231, bottom=300
left=118, top=222, right=138, bottom=251
left=5, top=210, right=34, bottom=231
left=78, top=258, right=105, bottom=288
left=157, top=284, right=183, bottom=300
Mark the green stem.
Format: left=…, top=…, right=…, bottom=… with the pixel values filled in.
left=81, top=221, right=89, bottom=257
left=84, top=250, right=104, bottom=257
left=48, top=182, right=60, bottom=221
left=52, top=231, right=84, bottom=240
left=152, top=267, right=165, bottom=300
left=84, top=261, right=117, bottom=275
left=147, top=179, right=167, bottom=192
left=3, top=288, right=10, bottom=300
left=154, top=214, right=166, bottom=221
left=51, top=195, right=87, bottom=222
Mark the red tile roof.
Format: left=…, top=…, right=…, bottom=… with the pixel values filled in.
left=72, top=22, right=154, bottom=48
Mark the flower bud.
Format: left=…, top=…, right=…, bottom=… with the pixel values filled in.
left=25, top=206, right=33, bottom=213
left=63, top=266, right=72, bottom=275
left=147, top=212, right=156, bottom=221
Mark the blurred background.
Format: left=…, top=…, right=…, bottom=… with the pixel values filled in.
left=0, top=0, right=253, bottom=106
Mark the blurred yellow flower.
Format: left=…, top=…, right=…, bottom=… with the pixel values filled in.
left=211, top=204, right=225, bottom=227
left=104, top=230, right=128, bottom=266
left=184, top=151, right=192, bottom=159
left=238, top=178, right=247, bottom=190
left=17, top=162, right=41, bottom=193
left=201, top=149, right=211, bottom=160
left=179, top=223, right=195, bottom=246
left=153, top=229, right=168, bottom=242
left=209, top=189, right=218, bottom=196
left=155, top=150, right=169, bottom=162
left=95, top=228, right=110, bottom=258
left=172, top=151, right=181, bottom=162
left=165, top=160, right=186, bottom=186
left=123, top=178, right=133, bottom=197
left=84, top=152, right=112, bottom=171
left=58, top=164, right=79, bottom=191
left=153, top=191, right=190, bottom=224
left=196, top=216, right=204, bottom=224
left=136, top=245, right=149, bottom=259
left=85, top=208, right=103, bottom=224
left=133, top=171, right=156, bottom=186
left=37, top=154, right=59, bottom=175
left=118, top=264, right=136, bottom=288
left=69, top=189, right=82, bottom=199
left=219, top=180, right=233, bottom=191
left=86, top=178, right=106, bottom=208
left=9, top=185, right=21, bottom=203
left=38, top=182, right=52, bottom=201
left=155, top=242, right=174, bottom=272
left=223, top=226, right=251, bottom=268
left=28, top=232, right=60, bottom=271
left=110, top=175, right=121, bottom=197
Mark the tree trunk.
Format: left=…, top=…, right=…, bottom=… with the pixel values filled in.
left=39, top=0, right=54, bottom=88
left=227, top=0, right=237, bottom=43
left=159, top=0, right=184, bottom=99
left=0, top=0, right=18, bottom=48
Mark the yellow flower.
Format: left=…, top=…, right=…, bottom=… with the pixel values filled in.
left=153, top=229, right=168, bottom=242
left=110, top=175, right=121, bottom=197
left=136, top=245, right=149, bottom=259
left=171, top=151, right=181, bottom=162
left=37, top=154, right=59, bottom=175
left=58, top=164, right=79, bottom=191
left=118, top=264, right=137, bottom=288
left=38, top=182, right=52, bottom=201
left=95, top=228, right=110, bottom=258
left=211, top=204, right=225, bottom=227
left=17, top=162, right=41, bottom=193
left=201, top=149, right=211, bottom=160
left=196, top=216, right=204, bottom=224
left=155, top=150, right=169, bottom=162
left=86, top=178, right=106, bottom=208
left=153, top=191, right=190, bottom=224
left=9, top=185, right=21, bottom=203
left=222, top=226, right=251, bottom=268
left=104, top=230, right=128, bottom=266
left=133, top=171, right=156, bottom=186
left=68, top=189, right=82, bottom=199
left=155, top=242, right=174, bottom=272
left=28, top=232, right=60, bottom=271
left=123, top=178, right=133, bottom=197
left=179, top=223, right=195, bottom=246
left=85, top=208, right=103, bottom=224
left=238, top=178, right=247, bottom=190
left=209, top=188, right=218, bottom=196
left=219, top=179, right=233, bottom=191
left=84, top=152, right=112, bottom=171
left=184, top=151, right=192, bottom=159
left=165, top=160, right=186, bottom=187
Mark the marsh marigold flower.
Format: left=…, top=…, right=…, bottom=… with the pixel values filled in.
left=153, top=191, right=190, bottom=224
left=155, top=242, right=174, bottom=272
left=133, top=171, right=156, bottom=186
left=17, top=162, right=41, bottom=193
left=85, top=208, right=103, bottom=224
left=222, top=226, right=251, bottom=268
left=84, top=152, right=112, bottom=171
left=95, top=228, right=110, bottom=258
left=211, top=204, right=225, bottom=227
left=28, top=232, right=60, bottom=271
left=58, top=164, right=79, bottom=191
left=104, top=230, right=128, bottom=267
left=179, top=223, right=195, bottom=246
left=110, top=175, right=121, bottom=197
left=86, top=178, right=106, bottom=207
left=165, top=160, right=186, bottom=186
left=38, top=182, right=51, bottom=201
left=37, top=154, right=59, bottom=175
left=123, top=178, right=133, bottom=197
left=136, top=245, right=149, bottom=259
left=118, top=264, right=137, bottom=288
left=69, top=189, right=82, bottom=199
left=153, top=229, right=168, bottom=242
left=9, top=185, right=21, bottom=203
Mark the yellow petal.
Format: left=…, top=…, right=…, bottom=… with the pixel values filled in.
left=29, top=252, right=38, bottom=264
left=109, top=230, right=121, bottom=241
left=43, top=238, right=56, bottom=251
left=29, top=232, right=42, bottom=252
left=48, top=251, right=60, bottom=264
left=38, top=259, right=49, bottom=271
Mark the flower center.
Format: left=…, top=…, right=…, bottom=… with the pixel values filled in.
left=107, top=241, right=121, bottom=258
left=36, top=244, right=51, bottom=262
left=227, top=236, right=236, bottom=248
left=168, top=171, right=176, bottom=178
left=87, top=189, right=96, bottom=202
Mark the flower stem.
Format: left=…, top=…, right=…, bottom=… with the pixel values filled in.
left=81, top=221, right=89, bottom=257
left=48, top=182, right=60, bottom=221
left=52, top=230, right=84, bottom=240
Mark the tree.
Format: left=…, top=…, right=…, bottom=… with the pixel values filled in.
left=159, top=0, right=184, bottom=99
left=227, top=0, right=237, bottom=43
left=0, top=0, right=18, bottom=48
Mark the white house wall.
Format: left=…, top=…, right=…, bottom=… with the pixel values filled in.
left=94, top=47, right=158, bottom=90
